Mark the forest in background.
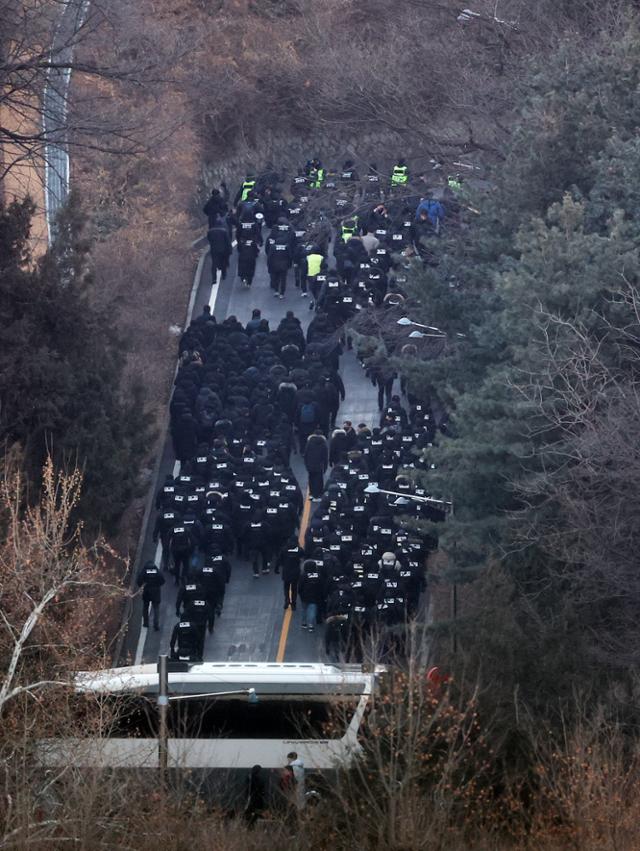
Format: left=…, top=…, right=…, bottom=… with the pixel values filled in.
left=2, top=0, right=640, bottom=847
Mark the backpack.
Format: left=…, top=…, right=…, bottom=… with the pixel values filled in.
left=171, top=527, right=190, bottom=552
left=425, top=200, right=445, bottom=227
left=300, top=402, right=317, bottom=424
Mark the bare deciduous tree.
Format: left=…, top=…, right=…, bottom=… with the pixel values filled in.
left=0, top=457, right=126, bottom=718
left=0, top=0, right=180, bottom=187
left=509, top=284, right=640, bottom=666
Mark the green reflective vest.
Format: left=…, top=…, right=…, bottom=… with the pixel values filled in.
left=241, top=179, right=256, bottom=201
left=391, top=165, right=408, bottom=185
left=448, top=177, right=462, bottom=193
left=307, top=253, right=324, bottom=277
left=341, top=217, right=358, bottom=242
left=311, top=167, right=325, bottom=189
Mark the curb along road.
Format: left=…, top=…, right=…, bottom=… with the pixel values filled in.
left=113, top=246, right=210, bottom=666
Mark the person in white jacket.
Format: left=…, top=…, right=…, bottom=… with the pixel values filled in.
left=287, top=751, right=306, bottom=810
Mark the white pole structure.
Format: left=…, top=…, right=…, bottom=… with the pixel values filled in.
left=364, top=483, right=452, bottom=509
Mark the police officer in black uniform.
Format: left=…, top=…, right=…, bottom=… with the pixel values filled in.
left=170, top=619, right=202, bottom=662
left=136, top=560, right=165, bottom=631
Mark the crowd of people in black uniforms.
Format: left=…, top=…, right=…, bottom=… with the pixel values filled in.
left=137, top=157, right=454, bottom=662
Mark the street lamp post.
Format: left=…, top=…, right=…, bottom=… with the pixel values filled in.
left=364, top=482, right=452, bottom=509
left=397, top=317, right=466, bottom=339
left=397, top=317, right=442, bottom=331
left=397, top=317, right=446, bottom=337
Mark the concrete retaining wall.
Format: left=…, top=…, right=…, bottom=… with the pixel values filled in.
left=197, top=127, right=411, bottom=208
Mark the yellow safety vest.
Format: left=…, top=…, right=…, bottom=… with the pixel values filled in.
left=448, top=177, right=463, bottom=193
left=341, top=218, right=358, bottom=242
left=307, top=253, right=323, bottom=277
left=311, top=168, right=325, bottom=189
left=241, top=179, right=256, bottom=201
left=391, top=165, right=408, bottom=185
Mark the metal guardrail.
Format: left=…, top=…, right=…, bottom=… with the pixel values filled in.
left=43, top=0, right=91, bottom=242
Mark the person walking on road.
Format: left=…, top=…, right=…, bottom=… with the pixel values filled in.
left=329, top=426, right=348, bottom=467
left=266, top=217, right=295, bottom=298
left=245, top=308, right=263, bottom=335
left=298, top=558, right=325, bottom=632
left=207, top=217, right=232, bottom=285
left=203, top=185, right=228, bottom=228
left=237, top=233, right=260, bottom=288
left=136, top=560, right=165, bottom=631
left=297, top=393, right=320, bottom=451
left=304, top=428, right=328, bottom=500
left=277, top=535, right=303, bottom=610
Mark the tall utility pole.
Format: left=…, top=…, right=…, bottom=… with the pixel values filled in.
left=157, top=654, right=169, bottom=773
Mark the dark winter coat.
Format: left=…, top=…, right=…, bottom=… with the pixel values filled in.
left=207, top=224, right=232, bottom=257
left=329, top=429, right=348, bottom=465
left=237, top=240, right=259, bottom=277
left=266, top=237, right=293, bottom=272
left=136, top=561, right=165, bottom=603
left=278, top=541, right=303, bottom=582
left=304, top=434, right=329, bottom=473
left=298, top=564, right=326, bottom=605
left=203, top=191, right=228, bottom=227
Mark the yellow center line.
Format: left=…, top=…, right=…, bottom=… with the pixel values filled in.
left=276, top=489, right=311, bottom=662
left=297, top=491, right=312, bottom=549
left=276, top=608, right=292, bottom=662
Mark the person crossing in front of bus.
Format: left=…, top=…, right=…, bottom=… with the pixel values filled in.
left=176, top=579, right=212, bottom=655
left=170, top=618, right=202, bottom=662
left=286, top=752, right=307, bottom=810
left=244, top=764, right=268, bottom=826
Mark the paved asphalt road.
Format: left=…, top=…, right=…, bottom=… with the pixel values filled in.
left=122, top=245, right=382, bottom=667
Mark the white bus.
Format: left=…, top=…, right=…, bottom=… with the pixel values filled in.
left=39, top=661, right=383, bottom=772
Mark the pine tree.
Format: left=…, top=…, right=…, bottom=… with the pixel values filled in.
left=0, top=193, right=153, bottom=530
left=396, top=27, right=640, bottom=727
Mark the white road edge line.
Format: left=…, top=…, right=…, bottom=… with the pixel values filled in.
left=184, top=247, right=209, bottom=332
left=208, top=240, right=235, bottom=312
left=133, top=624, right=147, bottom=665
left=208, top=269, right=221, bottom=310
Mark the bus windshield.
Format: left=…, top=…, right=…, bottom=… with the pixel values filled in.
left=95, top=694, right=360, bottom=740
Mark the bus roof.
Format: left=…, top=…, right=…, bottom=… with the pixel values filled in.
left=75, top=662, right=382, bottom=697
